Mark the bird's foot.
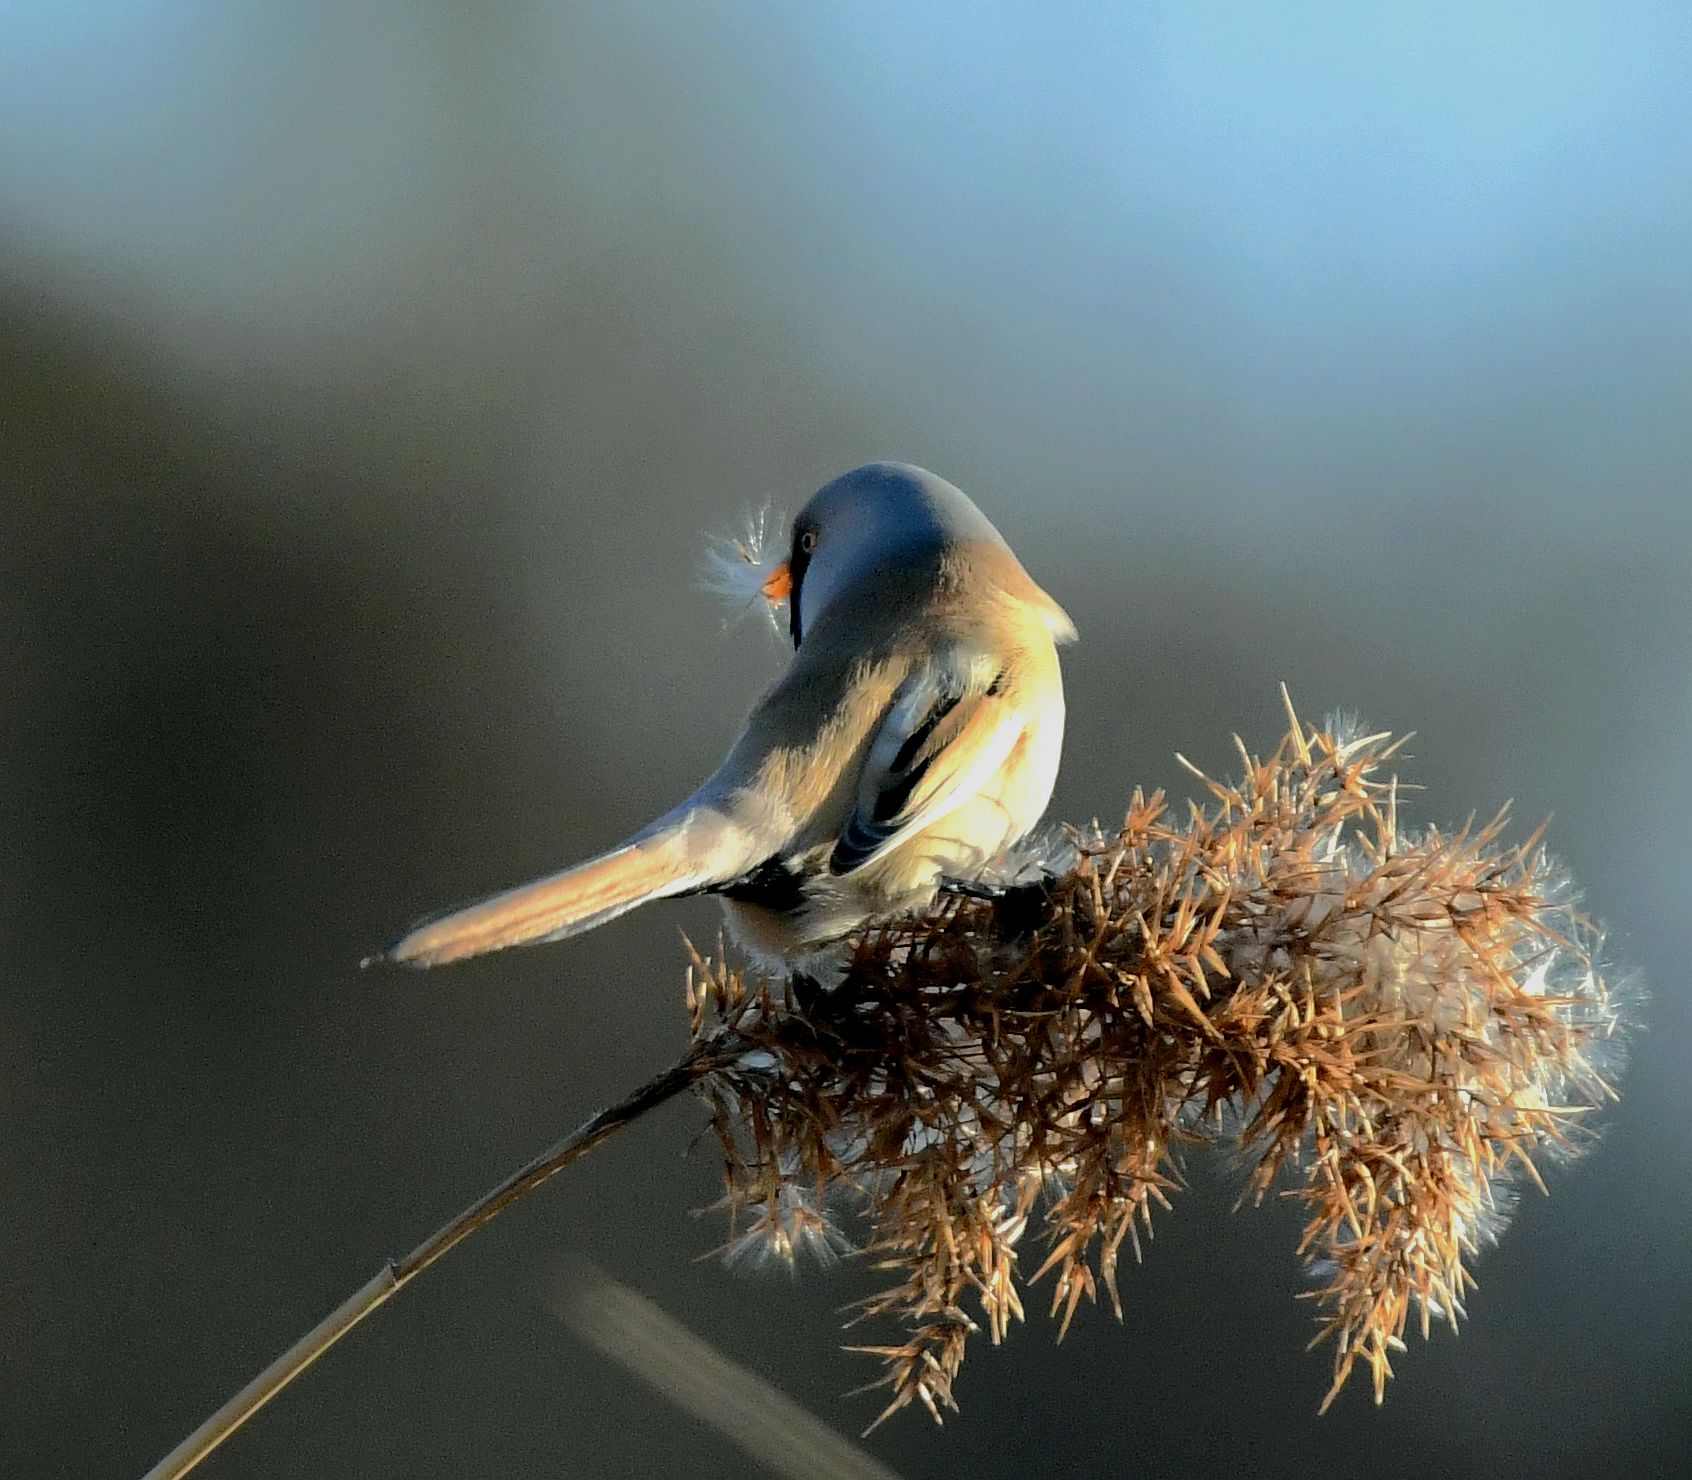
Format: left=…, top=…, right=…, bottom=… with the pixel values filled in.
left=787, top=970, right=828, bottom=1015
left=941, top=873, right=1058, bottom=936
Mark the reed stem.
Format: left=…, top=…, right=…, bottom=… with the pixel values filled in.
left=142, top=1046, right=716, bottom=1480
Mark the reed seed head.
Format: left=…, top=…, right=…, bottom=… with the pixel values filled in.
left=685, top=697, right=1635, bottom=1426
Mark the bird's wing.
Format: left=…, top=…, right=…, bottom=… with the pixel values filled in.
left=829, top=662, right=1024, bottom=876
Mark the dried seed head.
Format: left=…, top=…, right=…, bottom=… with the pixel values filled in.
left=685, top=700, right=1637, bottom=1424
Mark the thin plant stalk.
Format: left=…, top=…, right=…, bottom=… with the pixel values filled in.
left=142, top=1047, right=718, bottom=1480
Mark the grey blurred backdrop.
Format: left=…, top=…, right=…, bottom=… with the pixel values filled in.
left=4, top=4, right=1689, bottom=1477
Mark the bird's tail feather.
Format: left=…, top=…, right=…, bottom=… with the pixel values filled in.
left=376, top=826, right=714, bottom=968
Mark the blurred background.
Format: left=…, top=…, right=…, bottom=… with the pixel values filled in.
left=4, top=3, right=1689, bottom=1476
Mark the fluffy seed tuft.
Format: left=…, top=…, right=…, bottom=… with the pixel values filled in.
left=700, top=505, right=788, bottom=632
left=682, top=697, right=1636, bottom=1425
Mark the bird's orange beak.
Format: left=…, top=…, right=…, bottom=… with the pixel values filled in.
left=761, top=559, right=792, bottom=604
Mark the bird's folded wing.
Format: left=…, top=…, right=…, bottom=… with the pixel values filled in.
left=829, top=666, right=1024, bottom=876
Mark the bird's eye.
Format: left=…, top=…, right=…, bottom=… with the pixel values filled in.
left=799, top=529, right=819, bottom=555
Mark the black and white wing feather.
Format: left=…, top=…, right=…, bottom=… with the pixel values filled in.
left=829, top=663, right=1024, bottom=876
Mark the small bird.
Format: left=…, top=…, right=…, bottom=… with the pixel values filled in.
left=378, top=462, right=1076, bottom=970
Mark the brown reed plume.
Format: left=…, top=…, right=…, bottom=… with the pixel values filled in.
left=144, top=695, right=1633, bottom=1477
left=687, top=693, right=1632, bottom=1425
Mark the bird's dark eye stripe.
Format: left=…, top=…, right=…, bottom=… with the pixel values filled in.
left=788, top=525, right=815, bottom=648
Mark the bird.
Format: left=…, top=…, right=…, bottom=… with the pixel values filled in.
left=377, top=461, right=1076, bottom=971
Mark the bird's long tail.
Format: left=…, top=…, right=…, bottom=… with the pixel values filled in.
left=375, top=821, right=725, bottom=968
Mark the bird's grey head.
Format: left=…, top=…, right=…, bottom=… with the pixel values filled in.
left=780, top=462, right=1008, bottom=647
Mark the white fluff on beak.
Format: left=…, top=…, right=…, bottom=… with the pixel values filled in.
left=700, top=505, right=788, bottom=633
